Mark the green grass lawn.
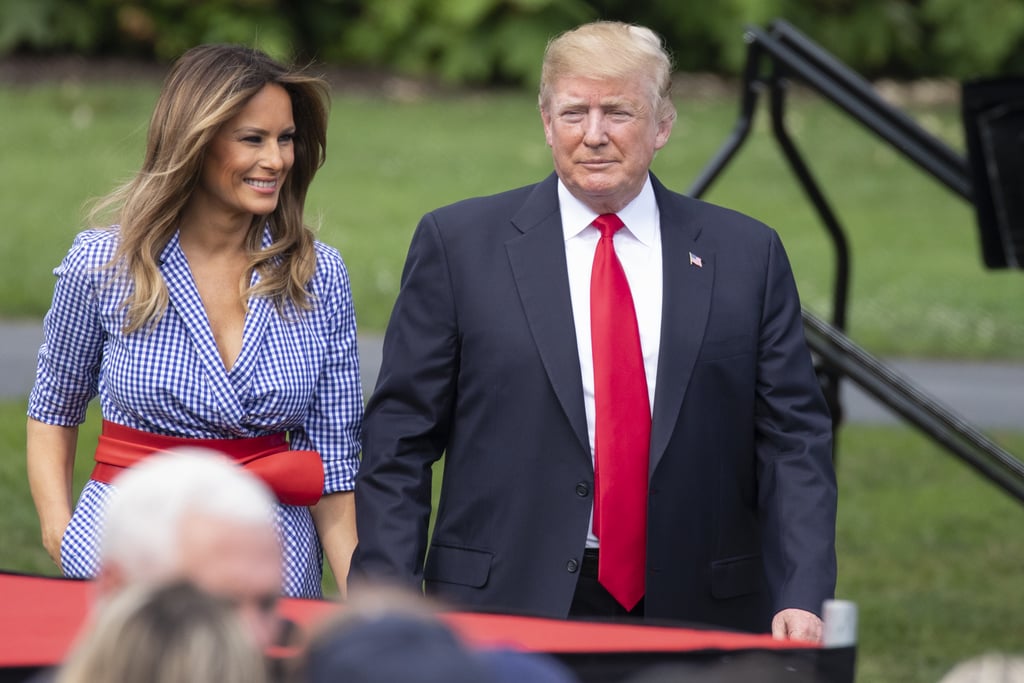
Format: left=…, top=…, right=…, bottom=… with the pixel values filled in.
left=833, top=427, right=1024, bottom=682
left=1, top=397, right=1021, bottom=683
left=1, top=80, right=1023, bottom=357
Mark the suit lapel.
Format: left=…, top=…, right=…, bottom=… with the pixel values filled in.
left=505, top=176, right=590, bottom=456
left=649, top=178, right=714, bottom=475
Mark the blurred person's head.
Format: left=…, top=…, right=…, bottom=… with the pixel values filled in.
left=97, top=447, right=282, bottom=648
left=57, top=580, right=268, bottom=683
left=938, top=652, right=1024, bottom=682
left=298, top=581, right=492, bottom=683
left=300, top=612, right=494, bottom=683
left=477, top=648, right=580, bottom=683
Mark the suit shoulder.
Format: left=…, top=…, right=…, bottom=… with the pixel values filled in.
left=659, top=192, right=783, bottom=258
left=681, top=194, right=775, bottom=236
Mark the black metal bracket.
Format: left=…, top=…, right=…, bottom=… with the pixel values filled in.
left=803, top=311, right=1024, bottom=503
left=688, top=19, right=1024, bottom=502
left=688, top=19, right=973, bottom=431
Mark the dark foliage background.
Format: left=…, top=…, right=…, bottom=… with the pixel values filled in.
left=2, top=0, right=1022, bottom=84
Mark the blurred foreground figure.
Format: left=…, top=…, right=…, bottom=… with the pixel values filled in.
left=301, top=613, right=493, bottom=683
left=57, top=581, right=268, bottom=683
left=938, top=653, right=1024, bottom=683
left=27, top=451, right=287, bottom=683
left=298, top=581, right=579, bottom=683
left=95, top=448, right=284, bottom=649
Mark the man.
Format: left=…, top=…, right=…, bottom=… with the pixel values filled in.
left=94, top=447, right=285, bottom=649
left=351, top=21, right=837, bottom=642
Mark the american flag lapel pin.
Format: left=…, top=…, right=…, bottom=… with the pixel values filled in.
left=689, top=251, right=703, bottom=268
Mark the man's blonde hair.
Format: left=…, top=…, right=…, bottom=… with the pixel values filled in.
left=539, top=21, right=676, bottom=124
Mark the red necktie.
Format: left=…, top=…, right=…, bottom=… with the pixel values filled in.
left=590, top=213, right=650, bottom=611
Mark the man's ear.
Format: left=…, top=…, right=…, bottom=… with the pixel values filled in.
left=541, top=107, right=555, bottom=147
left=654, top=115, right=674, bottom=150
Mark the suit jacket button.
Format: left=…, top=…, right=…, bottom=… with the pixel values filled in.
left=566, top=559, right=579, bottom=573
left=575, top=483, right=589, bottom=497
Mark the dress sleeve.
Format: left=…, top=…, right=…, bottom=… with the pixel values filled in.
left=289, top=244, right=363, bottom=494
left=27, top=231, right=109, bottom=426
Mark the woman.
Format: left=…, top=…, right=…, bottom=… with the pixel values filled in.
left=27, top=44, right=361, bottom=598
left=57, top=581, right=269, bottom=683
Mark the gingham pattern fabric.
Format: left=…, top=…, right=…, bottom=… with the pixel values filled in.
left=59, top=478, right=115, bottom=579
left=30, top=226, right=363, bottom=598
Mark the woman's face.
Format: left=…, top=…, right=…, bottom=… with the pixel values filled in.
left=191, top=83, right=296, bottom=227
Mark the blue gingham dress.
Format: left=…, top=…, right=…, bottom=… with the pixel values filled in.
left=28, top=226, right=363, bottom=598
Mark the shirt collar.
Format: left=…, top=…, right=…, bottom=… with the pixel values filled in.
left=559, top=175, right=658, bottom=245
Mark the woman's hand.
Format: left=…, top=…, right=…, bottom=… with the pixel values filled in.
left=27, top=419, right=79, bottom=570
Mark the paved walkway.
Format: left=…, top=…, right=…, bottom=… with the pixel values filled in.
left=3, top=320, right=1021, bottom=429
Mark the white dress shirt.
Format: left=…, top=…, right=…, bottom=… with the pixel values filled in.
left=559, top=177, right=663, bottom=547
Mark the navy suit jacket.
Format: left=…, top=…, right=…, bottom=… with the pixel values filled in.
left=351, top=173, right=837, bottom=633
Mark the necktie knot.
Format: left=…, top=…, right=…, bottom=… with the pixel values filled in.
left=593, top=213, right=624, bottom=239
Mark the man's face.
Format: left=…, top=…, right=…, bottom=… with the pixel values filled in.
left=177, top=512, right=283, bottom=650
left=541, top=74, right=673, bottom=214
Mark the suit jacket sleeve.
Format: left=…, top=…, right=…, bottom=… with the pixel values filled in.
left=755, top=229, right=838, bottom=617
left=350, top=212, right=456, bottom=587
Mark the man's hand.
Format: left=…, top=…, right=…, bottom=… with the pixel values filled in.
left=771, top=608, right=822, bottom=643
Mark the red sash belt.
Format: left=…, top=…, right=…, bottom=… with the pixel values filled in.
left=91, top=420, right=324, bottom=506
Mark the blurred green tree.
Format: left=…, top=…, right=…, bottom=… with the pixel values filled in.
left=2, top=0, right=1022, bottom=83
